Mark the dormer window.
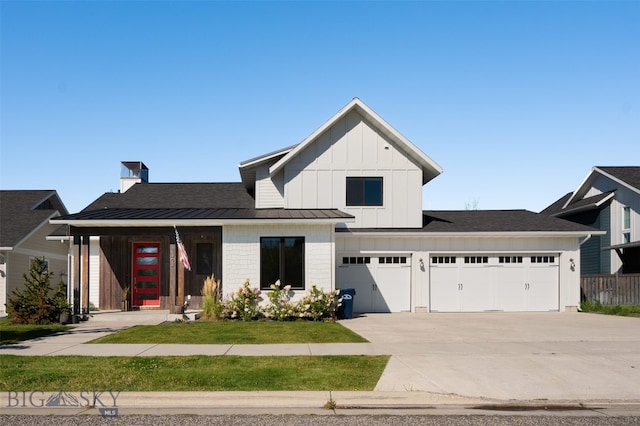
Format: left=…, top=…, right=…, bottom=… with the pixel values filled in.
left=346, top=177, right=383, bottom=206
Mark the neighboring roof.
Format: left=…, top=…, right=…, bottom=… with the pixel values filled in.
left=597, top=167, right=640, bottom=192
left=265, top=98, right=444, bottom=185
left=541, top=191, right=615, bottom=217
left=337, top=210, right=601, bottom=235
left=565, top=166, right=640, bottom=207
left=51, top=182, right=353, bottom=226
left=0, top=190, right=68, bottom=248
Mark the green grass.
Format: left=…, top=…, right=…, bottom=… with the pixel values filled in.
left=0, top=355, right=389, bottom=391
left=0, top=320, right=74, bottom=344
left=581, top=300, right=640, bottom=317
left=89, top=321, right=369, bottom=344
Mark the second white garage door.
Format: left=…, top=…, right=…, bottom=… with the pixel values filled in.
left=336, top=254, right=411, bottom=313
left=430, top=254, right=559, bottom=312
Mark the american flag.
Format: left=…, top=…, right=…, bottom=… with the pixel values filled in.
left=174, top=226, right=191, bottom=271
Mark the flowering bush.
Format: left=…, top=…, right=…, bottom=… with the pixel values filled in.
left=263, top=281, right=297, bottom=321
left=224, top=279, right=262, bottom=321
left=296, top=284, right=341, bottom=321
left=212, top=280, right=340, bottom=322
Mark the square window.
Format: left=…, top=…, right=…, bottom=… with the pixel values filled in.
left=346, top=177, right=383, bottom=206
left=260, top=237, right=305, bottom=290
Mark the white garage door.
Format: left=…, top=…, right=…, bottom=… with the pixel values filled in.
left=336, top=254, right=411, bottom=313
left=430, top=254, right=559, bottom=312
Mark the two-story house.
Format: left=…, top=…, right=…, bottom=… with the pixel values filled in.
left=0, top=190, right=69, bottom=317
left=541, top=167, right=640, bottom=275
left=51, top=98, right=598, bottom=314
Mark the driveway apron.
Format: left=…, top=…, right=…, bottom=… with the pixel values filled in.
left=339, top=312, right=640, bottom=401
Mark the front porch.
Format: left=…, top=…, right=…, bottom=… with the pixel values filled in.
left=69, top=226, right=221, bottom=315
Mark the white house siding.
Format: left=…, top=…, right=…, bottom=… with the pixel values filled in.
left=584, top=174, right=639, bottom=273
left=255, top=166, right=284, bottom=208
left=336, top=234, right=581, bottom=313
left=222, top=223, right=335, bottom=301
left=282, top=109, right=423, bottom=228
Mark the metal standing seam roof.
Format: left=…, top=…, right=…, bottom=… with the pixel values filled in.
left=53, top=207, right=354, bottom=222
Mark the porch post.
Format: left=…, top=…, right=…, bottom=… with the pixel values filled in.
left=82, top=235, right=90, bottom=313
left=72, top=235, right=81, bottom=319
left=169, top=242, right=177, bottom=314
left=177, top=250, right=185, bottom=311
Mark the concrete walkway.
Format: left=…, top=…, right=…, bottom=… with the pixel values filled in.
left=2, top=310, right=640, bottom=414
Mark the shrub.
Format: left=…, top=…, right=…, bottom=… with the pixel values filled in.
left=296, top=284, right=341, bottom=321
left=224, top=280, right=262, bottom=321
left=263, top=281, right=296, bottom=321
left=6, top=257, right=69, bottom=324
left=200, top=274, right=223, bottom=320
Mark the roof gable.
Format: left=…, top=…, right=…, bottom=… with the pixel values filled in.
left=267, top=98, right=443, bottom=185
left=0, top=190, right=67, bottom=247
left=566, top=166, right=640, bottom=207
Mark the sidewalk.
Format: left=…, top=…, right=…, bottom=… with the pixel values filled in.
left=3, top=310, right=640, bottom=414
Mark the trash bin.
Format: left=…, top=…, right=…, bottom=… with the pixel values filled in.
left=337, top=288, right=356, bottom=319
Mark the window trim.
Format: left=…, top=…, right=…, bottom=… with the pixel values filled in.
left=259, top=237, right=305, bottom=290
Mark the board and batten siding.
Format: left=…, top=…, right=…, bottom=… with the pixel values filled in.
left=282, top=109, right=423, bottom=228
left=222, top=224, right=335, bottom=300
left=336, top=234, right=582, bottom=312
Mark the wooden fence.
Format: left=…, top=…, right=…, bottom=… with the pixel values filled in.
left=581, top=274, right=640, bottom=305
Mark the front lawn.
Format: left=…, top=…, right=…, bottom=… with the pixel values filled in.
left=0, top=355, right=388, bottom=391
left=89, top=321, right=368, bottom=344
left=0, top=319, right=73, bottom=344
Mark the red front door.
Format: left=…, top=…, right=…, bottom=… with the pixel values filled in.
left=132, top=242, right=161, bottom=307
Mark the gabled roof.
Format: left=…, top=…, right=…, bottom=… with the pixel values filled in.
left=238, top=144, right=297, bottom=192
left=52, top=183, right=353, bottom=226
left=338, top=210, right=601, bottom=236
left=259, top=98, right=443, bottom=185
left=0, top=190, right=68, bottom=248
left=541, top=191, right=615, bottom=217
left=565, top=166, right=640, bottom=207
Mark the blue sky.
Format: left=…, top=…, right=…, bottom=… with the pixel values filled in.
left=1, top=1, right=638, bottom=213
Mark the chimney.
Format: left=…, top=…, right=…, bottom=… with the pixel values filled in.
left=120, top=161, right=149, bottom=193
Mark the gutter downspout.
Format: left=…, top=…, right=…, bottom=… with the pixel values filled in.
left=579, top=234, right=592, bottom=246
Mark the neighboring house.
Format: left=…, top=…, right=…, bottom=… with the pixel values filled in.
left=0, top=190, right=69, bottom=317
left=541, top=167, right=640, bottom=275
left=51, top=98, right=599, bottom=314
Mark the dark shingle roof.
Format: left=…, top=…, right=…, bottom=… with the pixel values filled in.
left=338, top=210, right=598, bottom=234
left=541, top=191, right=615, bottom=217
left=82, top=183, right=255, bottom=211
left=540, top=192, right=572, bottom=216
left=0, top=190, right=67, bottom=247
left=598, top=167, right=640, bottom=191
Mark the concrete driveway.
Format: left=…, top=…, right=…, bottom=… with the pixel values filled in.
left=340, top=312, right=640, bottom=401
